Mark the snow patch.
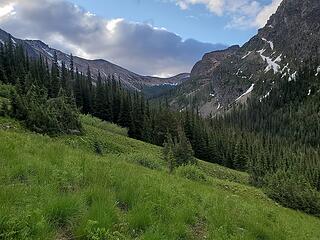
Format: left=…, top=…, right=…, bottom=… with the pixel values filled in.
left=217, top=103, right=221, bottom=110
left=281, top=63, right=289, bottom=73
left=257, top=49, right=281, bottom=74
left=308, top=89, right=311, bottom=96
left=262, top=38, right=274, bottom=50
left=57, top=60, right=62, bottom=67
left=281, top=72, right=287, bottom=78
left=42, top=48, right=53, bottom=58
left=236, top=68, right=243, bottom=76
left=259, top=89, right=272, bottom=102
left=209, top=93, right=215, bottom=97
left=316, top=66, right=320, bottom=76
left=242, top=51, right=252, bottom=59
left=161, top=83, right=178, bottom=86
left=236, top=84, right=254, bottom=102
left=288, top=71, right=297, bottom=82
left=0, top=39, right=4, bottom=44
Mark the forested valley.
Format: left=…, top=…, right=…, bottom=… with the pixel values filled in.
left=1, top=38, right=320, bottom=216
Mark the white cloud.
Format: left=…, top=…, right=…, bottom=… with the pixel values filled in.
left=0, top=3, right=16, bottom=19
left=254, top=0, right=283, bottom=28
left=176, top=0, right=224, bottom=15
left=173, top=0, right=283, bottom=29
left=0, top=0, right=226, bottom=76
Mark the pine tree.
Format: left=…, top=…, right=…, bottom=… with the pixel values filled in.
left=163, top=131, right=175, bottom=173
left=94, top=71, right=109, bottom=120
left=50, top=51, right=60, bottom=98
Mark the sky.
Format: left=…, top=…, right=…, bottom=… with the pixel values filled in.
left=0, top=0, right=283, bottom=77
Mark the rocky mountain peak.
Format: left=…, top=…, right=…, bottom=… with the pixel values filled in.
left=191, top=45, right=240, bottom=79
left=0, top=28, right=191, bottom=93
left=167, top=0, right=320, bottom=117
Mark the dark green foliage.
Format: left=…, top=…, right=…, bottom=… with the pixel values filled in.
left=93, top=140, right=103, bottom=155
left=211, top=62, right=320, bottom=214
left=2, top=38, right=320, bottom=216
left=264, top=170, right=320, bottom=216
left=163, top=129, right=195, bottom=172
left=174, top=127, right=195, bottom=166
left=50, top=51, right=60, bottom=98
left=0, top=41, right=82, bottom=135
left=163, top=132, right=175, bottom=173
left=13, top=86, right=82, bottom=135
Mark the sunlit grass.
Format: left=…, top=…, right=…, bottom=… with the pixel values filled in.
left=0, top=116, right=319, bottom=239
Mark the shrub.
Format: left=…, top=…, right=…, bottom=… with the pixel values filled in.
left=10, top=86, right=82, bottom=135
left=0, top=84, right=15, bottom=99
left=0, top=97, right=10, bottom=116
left=0, top=84, right=14, bottom=116
left=264, top=170, right=320, bottom=216
left=175, top=165, right=207, bottom=182
left=93, top=141, right=104, bottom=155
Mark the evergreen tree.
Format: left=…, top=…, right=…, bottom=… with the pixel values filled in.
left=50, top=51, right=60, bottom=97
left=163, top=131, right=175, bottom=173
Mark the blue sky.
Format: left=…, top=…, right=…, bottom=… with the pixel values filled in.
left=68, top=0, right=249, bottom=46
left=0, top=0, right=282, bottom=76
left=69, top=0, right=270, bottom=45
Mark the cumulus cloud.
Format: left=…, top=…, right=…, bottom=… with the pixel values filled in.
left=0, top=0, right=226, bottom=77
left=254, top=0, right=283, bottom=28
left=174, top=0, right=283, bottom=28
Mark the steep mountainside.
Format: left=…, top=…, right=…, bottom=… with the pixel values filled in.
left=190, top=45, right=240, bottom=79
left=167, top=0, right=320, bottom=116
left=0, top=29, right=190, bottom=91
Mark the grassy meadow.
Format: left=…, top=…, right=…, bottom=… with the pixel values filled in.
left=0, top=115, right=319, bottom=239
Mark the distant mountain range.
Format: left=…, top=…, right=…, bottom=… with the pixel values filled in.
left=165, top=0, right=320, bottom=116
left=0, top=28, right=190, bottom=93
left=1, top=0, right=319, bottom=113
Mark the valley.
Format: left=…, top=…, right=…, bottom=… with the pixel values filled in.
left=0, top=0, right=320, bottom=239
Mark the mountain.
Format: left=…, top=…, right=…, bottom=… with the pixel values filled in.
left=0, top=28, right=190, bottom=92
left=166, top=0, right=320, bottom=116
left=190, top=45, right=240, bottom=79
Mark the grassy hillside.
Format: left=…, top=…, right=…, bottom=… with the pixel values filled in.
left=0, top=116, right=320, bottom=240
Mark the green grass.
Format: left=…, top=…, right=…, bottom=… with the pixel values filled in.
left=0, top=115, right=320, bottom=239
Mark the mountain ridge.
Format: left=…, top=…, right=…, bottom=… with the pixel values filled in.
left=166, top=0, right=320, bottom=116
left=0, top=28, right=191, bottom=92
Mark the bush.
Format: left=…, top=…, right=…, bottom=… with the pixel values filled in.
left=93, top=141, right=104, bottom=155
left=0, top=84, right=15, bottom=99
left=0, top=97, right=10, bottom=116
left=0, top=84, right=15, bottom=116
left=175, top=165, right=207, bottom=182
left=10, top=86, right=82, bottom=135
left=264, top=170, right=320, bottom=216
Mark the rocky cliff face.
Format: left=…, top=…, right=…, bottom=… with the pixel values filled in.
left=191, top=45, right=240, bottom=79
left=168, top=0, right=320, bottom=116
left=0, top=29, right=190, bottom=92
